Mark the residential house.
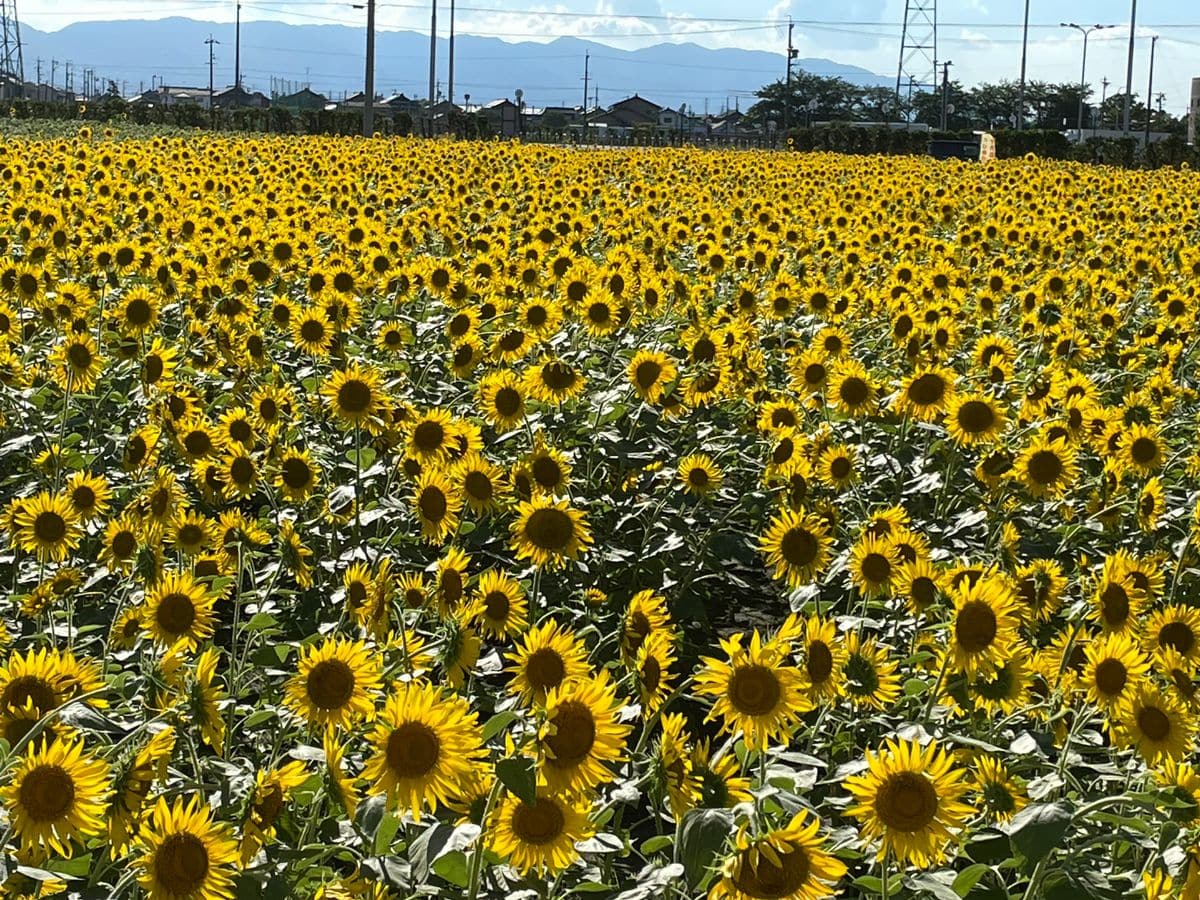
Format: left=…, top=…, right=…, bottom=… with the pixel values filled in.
left=274, top=87, right=328, bottom=111
left=214, top=85, right=270, bottom=109
left=384, top=93, right=421, bottom=117
left=130, top=85, right=212, bottom=108
left=480, top=98, right=521, bottom=137
left=602, top=94, right=662, bottom=128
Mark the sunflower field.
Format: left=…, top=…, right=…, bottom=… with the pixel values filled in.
left=0, top=131, right=1199, bottom=900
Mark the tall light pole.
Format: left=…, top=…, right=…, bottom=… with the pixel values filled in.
left=1097, top=76, right=1109, bottom=136
left=1017, top=0, right=1030, bottom=130
left=784, top=18, right=795, bottom=133
left=1123, top=0, right=1136, bottom=133
left=234, top=2, right=241, bottom=91
left=427, top=0, right=437, bottom=136
left=1060, top=23, right=1112, bottom=135
left=448, top=0, right=455, bottom=108
left=363, top=0, right=375, bottom=136
left=1144, top=34, right=1157, bottom=147
left=205, top=34, right=219, bottom=127
left=939, top=60, right=952, bottom=131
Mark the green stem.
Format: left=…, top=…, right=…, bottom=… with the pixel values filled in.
left=880, top=847, right=891, bottom=900
left=921, top=646, right=952, bottom=721
left=466, top=778, right=503, bottom=900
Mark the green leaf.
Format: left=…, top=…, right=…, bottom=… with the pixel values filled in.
left=482, top=710, right=518, bottom=742
left=678, top=807, right=732, bottom=889
left=952, top=863, right=991, bottom=896
left=641, top=834, right=673, bottom=855
left=908, top=873, right=961, bottom=900
left=1007, top=801, right=1074, bottom=863
left=374, top=812, right=401, bottom=855
left=496, top=756, right=537, bottom=805
left=245, top=612, right=278, bottom=631
left=431, top=849, right=469, bottom=887
left=347, top=446, right=376, bottom=468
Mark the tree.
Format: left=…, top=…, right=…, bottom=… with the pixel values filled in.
left=746, top=71, right=864, bottom=128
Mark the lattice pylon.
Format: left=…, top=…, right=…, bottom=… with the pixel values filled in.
left=0, top=0, right=24, bottom=100
left=895, top=0, right=936, bottom=103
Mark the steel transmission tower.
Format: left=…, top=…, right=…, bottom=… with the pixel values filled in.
left=895, top=0, right=936, bottom=105
left=0, top=0, right=24, bottom=99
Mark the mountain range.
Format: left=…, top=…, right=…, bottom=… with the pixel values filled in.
left=17, top=17, right=886, bottom=112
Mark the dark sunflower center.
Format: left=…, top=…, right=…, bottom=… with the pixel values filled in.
left=18, top=764, right=74, bottom=822
left=1160, top=621, right=1195, bottom=655
left=728, top=664, right=782, bottom=716
left=67, top=342, right=93, bottom=370
left=254, top=784, right=285, bottom=826
left=1101, top=583, right=1130, bottom=627
left=732, top=844, right=812, bottom=899
left=154, top=833, right=210, bottom=895
left=183, top=431, right=213, bottom=457
left=34, top=510, right=67, bottom=543
left=772, top=438, right=795, bottom=466
left=386, top=721, right=441, bottom=777
left=229, top=456, right=255, bottom=485
left=525, top=648, right=566, bottom=692
left=282, top=458, right=312, bottom=489
left=839, top=377, right=869, bottom=407
left=688, top=467, right=710, bottom=488
left=1093, top=658, right=1127, bottom=697
left=484, top=590, right=510, bottom=621
left=876, top=770, right=939, bottom=832
left=337, top=379, right=372, bottom=415
left=145, top=355, right=165, bottom=383
left=829, top=457, right=852, bottom=480
left=306, top=659, right=355, bottom=710
left=440, top=570, right=463, bottom=606
left=635, top=360, right=662, bottom=389
left=1138, top=706, right=1172, bottom=742
left=413, top=421, right=445, bottom=453
left=4, top=676, right=57, bottom=713
left=693, top=338, right=716, bottom=362
left=1026, top=450, right=1063, bottom=486
left=907, top=373, right=946, bottom=406
left=955, top=600, right=998, bottom=653
left=111, top=529, right=137, bottom=558
left=511, top=797, right=565, bottom=845
left=541, top=362, right=578, bottom=392
left=70, top=486, right=96, bottom=513
left=780, top=527, right=818, bottom=567
left=524, top=507, right=574, bottom=551
left=494, top=387, right=521, bottom=417
left=126, top=298, right=152, bottom=326
left=1130, top=437, right=1159, bottom=465
left=418, top=487, right=448, bottom=522
left=807, top=641, right=834, bottom=683
left=545, top=700, right=596, bottom=767
left=156, top=591, right=197, bottom=636
left=957, top=400, right=995, bottom=433
left=910, top=577, right=937, bottom=609
left=531, top=456, right=562, bottom=489
left=804, top=363, right=826, bottom=386
left=300, top=319, right=326, bottom=343
left=464, top=471, right=493, bottom=501
left=861, top=552, right=892, bottom=585
left=640, top=655, right=662, bottom=693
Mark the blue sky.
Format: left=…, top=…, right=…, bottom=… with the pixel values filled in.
left=19, top=0, right=1200, bottom=110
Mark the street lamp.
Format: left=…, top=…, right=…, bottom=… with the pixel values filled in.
left=1060, top=23, right=1113, bottom=135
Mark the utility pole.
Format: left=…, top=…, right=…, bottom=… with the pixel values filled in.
left=426, top=0, right=436, bottom=136
left=50, top=58, right=56, bottom=91
left=205, top=35, right=219, bottom=126
left=448, top=0, right=455, bottom=107
left=1144, top=34, right=1157, bottom=147
left=581, top=51, right=589, bottom=134
left=34, top=56, right=38, bottom=89
left=1123, top=0, right=1136, bottom=133
left=784, top=18, right=795, bottom=133
left=1061, top=24, right=1112, bottom=136
left=939, top=60, right=952, bottom=130
left=1097, top=77, right=1109, bottom=136
left=65, top=61, right=71, bottom=97
left=234, top=1, right=241, bottom=90
left=363, top=0, right=375, bottom=136
left=1017, top=0, right=1029, bottom=129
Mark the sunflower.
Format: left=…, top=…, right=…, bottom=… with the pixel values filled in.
left=168, top=510, right=216, bottom=557
left=176, top=418, right=222, bottom=462
left=1115, top=684, right=1196, bottom=764
left=946, top=577, right=1021, bottom=678
left=363, top=680, right=485, bottom=820
left=971, top=755, right=1027, bottom=824
left=678, top=453, right=723, bottom=498
left=633, top=631, right=676, bottom=715
left=284, top=637, right=382, bottom=730
left=524, top=439, right=572, bottom=496
left=452, top=451, right=506, bottom=515
left=406, top=408, right=457, bottom=463
left=108, top=727, right=176, bottom=854
left=13, top=492, right=81, bottom=562
left=375, top=320, right=412, bottom=354
left=486, top=789, right=594, bottom=876
left=894, top=364, right=956, bottom=422
left=133, top=795, right=239, bottom=900
left=2, top=737, right=109, bottom=860
left=759, top=508, right=832, bottom=588
left=0, top=646, right=105, bottom=718
left=828, top=358, right=876, bottom=417
left=691, top=737, right=753, bottom=809
left=470, top=569, right=528, bottom=640
left=1013, top=436, right=1078, bottom=499
left=622, top=588, right=672, bottom=660
left=509, top=496, right=592, bottom=569
left=276, top=447, right=321, bottom=502
left=946, top=393, right=1006, bottom=446
left=844, top=737, right=973, bottom=867
left=895, top=558, right=943, bottom=615
left=524, top=357, right=587, bottom=404
left=816, top=444, right=857, bottom=490
left=323, top=730, right=360, bottom=819
left=658, top=713, right=698, bottom=817
left=627, top=349, right=677, bottom=403
left=49, top=333, right=104, bottom=392
left=291, top=307, right=334, bottom=356
left=1013, top=559, right=1066, bottom=623
left=141, top=571, right=217, bottom=650
left=323, top=364, right=385, bottom=428
left=100, top=516, right=140, bottom=575
left=538, top=669, right=631, bottom=794
left=711, top=811, right=847, bottom=900
left=478, top=369, right=527, bottom=430
left=696, top=630, right=810, bottom=751
left=1091, top=564, right=1146, bottom=635
left=506, top=619, right=591, bottom=706
left=798, top=615, right=845, bottom=702
left=412, top=468, right=462, bottom=544
left=64, top=471, right=110, bottom=522
left=841, top=633, right=901, bottom=711
left=142, top=338, right=178, bottom=389
left=434, top=546, right=472, bottom=614
left=239, top=760, right=309, bottom=865
left=1079, top=631, right=1148, bottom=709
left=1145, top=605, right=1200, bottom=663
left=1120, top=422, right=1165, bottom=475
left=115, top=286, right=160, bottom=335
left=849, top=534, right=901, bottom=599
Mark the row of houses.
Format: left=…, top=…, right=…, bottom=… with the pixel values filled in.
left=128, top=83, right=753, bottom=136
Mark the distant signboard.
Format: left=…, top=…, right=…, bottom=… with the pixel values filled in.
left=928, top=139, right=981, bottom=161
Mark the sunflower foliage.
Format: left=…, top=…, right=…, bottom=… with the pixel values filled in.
left=0, top=133, right=1197, bottom=900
